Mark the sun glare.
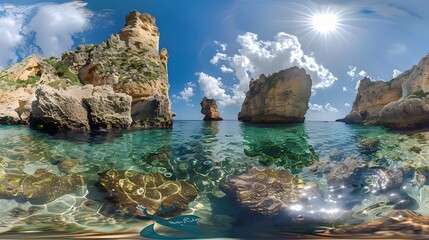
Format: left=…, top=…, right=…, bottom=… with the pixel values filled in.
left=311, top=12, right=339, bottom=35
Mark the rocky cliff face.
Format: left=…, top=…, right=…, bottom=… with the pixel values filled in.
left=338, top=53, right=429, bottom=129
left=238, top=67, right=312, bottom=123
left=0, top=10, right=173, bottom=130
left=200, top=97, right=223, bottom=121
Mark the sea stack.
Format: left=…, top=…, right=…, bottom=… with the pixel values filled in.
left=200, top=97, right=223, bottom=121
left=238, top=67, right=312, bottom=123
left=337, top=53, right=429, bottom=130
left=0, top=10, right=173, bottom=130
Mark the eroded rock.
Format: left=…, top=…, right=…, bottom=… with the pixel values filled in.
left=238, top=67, right=312, bottom=123
left=200, top=97, right=223, bottom=121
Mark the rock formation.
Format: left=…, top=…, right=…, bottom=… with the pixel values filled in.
left=62, top=10, right=172, bottom=129
left=98, top=169, right=198, bottom=216
left=338, top=53, right=429, bottom=129
left=30, top=85, right=132, bottom=131
left=200, top=97, right=223, bottom=121
left=0, top=10, right=173, bottom=130
left=238, top=67, right=312, bottom=123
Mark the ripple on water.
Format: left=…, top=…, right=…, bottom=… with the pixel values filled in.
left=1, top=122, right=429, bottom=238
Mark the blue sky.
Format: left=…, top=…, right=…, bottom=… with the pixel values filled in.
left=1, top=0, right=429, bottom=120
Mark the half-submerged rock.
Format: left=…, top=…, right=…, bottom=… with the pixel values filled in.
left=238, top=67, right=312, bottom=123
left=30, top=85, right=132, bottom=131
left=98, top=169, right=198, bottom=216
left=200, top=97, right=223, bottom=121
left=338, top=53, right=429, bottom=129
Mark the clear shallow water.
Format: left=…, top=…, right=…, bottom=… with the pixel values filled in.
left=1, top=121, right=429, bottom=238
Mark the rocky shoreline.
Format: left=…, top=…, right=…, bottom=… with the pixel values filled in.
left=0, top=10, right=173, bottom=131
left=337, top=54, right=429, bottom=130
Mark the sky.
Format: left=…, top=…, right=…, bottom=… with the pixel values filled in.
left=1, top=0, right=429, bottom=121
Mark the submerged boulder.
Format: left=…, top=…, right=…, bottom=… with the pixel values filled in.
left=200, top=97, right=223, bottom=121
left=98, top=169, right=198, bottom=216
left=0, top=169, right=84, bottom=204
left=220, top=167, right=321, bottom=216
left=238, top=67, right=312, bottom=123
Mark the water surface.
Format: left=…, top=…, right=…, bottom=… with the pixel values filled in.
left=1, top=121, right=429, bottom=239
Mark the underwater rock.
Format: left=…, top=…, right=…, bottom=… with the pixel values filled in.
left=327, top=156, right=368, bottom=186
left=220, top=167, right=321, bottom=216
left=332, top=210, right=429, bottom=234
left=55, top=159, right=81, bottom=174
left=238, top=67, right=312, bottom=123
left=350, top=168, right=404, bottom=194
left=200, top=97, right=223, bottom=121
left=356, top=138, right=380, bottom=154
left=0, top=169, right=84, bottom=204
left=244, top=137, right=318, bottom=170
left=97, top=169, right=198, bottom=216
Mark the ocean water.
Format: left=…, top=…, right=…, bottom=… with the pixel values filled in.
left=1, top=121, right=429, bottom=239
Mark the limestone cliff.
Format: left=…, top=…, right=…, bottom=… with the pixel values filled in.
left=338, top=53, right=429, bottom=129
left=200, top=97, right=223, bottom=121
left=0, top=10, right=173, bottom=130
left=238, top=67, right=312, bottom=123
left=61, top=10, right=172, bottom=128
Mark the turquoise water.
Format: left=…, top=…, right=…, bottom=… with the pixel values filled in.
left=1, top=121, right=429, bottom=238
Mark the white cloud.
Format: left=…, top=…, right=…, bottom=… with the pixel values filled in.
left=308, top=103, right=324, bottom=112
left=203, top=32, right=338, bottom=106
left=0, top=1, right=94, bottom=68
left=220, top=65, right=234, bottom=73
left=309, top=102, right=340, bottom=113
left=325, top=103, right=339, bottom=113
left=358, top=70, right=367, bottom=77
left=342, top=86, right=347, bottom=92
left=347, top=66, right=357, bottom=77
left=393, top=69, right=402, bottom=78
left=228, top=32, right=337, bottom=92
left=344, top=103, right=351, bottom=107
left=214, top=40, right=227, bottom=51
left=210, top=52, right=227, bottom=65
left=27, top=1, right=94, bottom=57
left=196, top=72, right=242, bottom=106
left=173, top=82, right=195, bottom=101
left=0, top=4, right=34, bottom=68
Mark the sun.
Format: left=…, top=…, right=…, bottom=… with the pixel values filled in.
left=311, top=12, right=339, bottom=35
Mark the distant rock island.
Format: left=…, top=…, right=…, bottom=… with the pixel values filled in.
left=200, top=97, right=223, bottom=121
left=0, top=10, right=173, bottom=131
left=337, top=54, right=429, bottom=130
left=238, top=67, right=312, bottom=123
